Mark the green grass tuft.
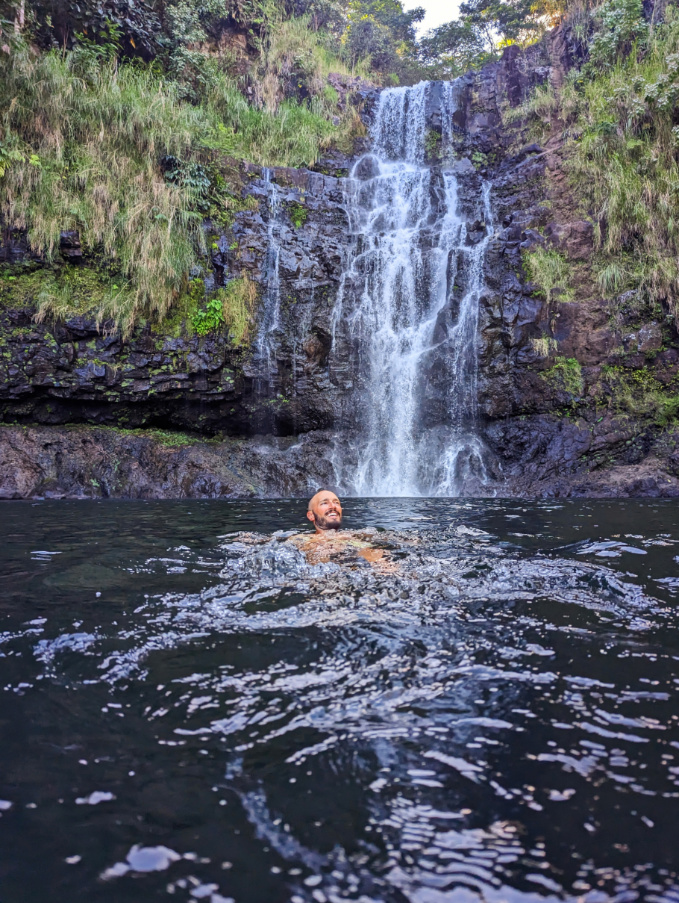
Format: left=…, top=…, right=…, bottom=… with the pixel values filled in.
left=542, top=356, right=584, bottom=398
left=524, top=247, right=574, bottom=303
left=218, top=275, right=258, bottom=346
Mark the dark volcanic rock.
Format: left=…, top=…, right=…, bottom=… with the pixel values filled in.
left=0, top=424, right=335, bottom=499
left=0, top=165, right=353, bottom=439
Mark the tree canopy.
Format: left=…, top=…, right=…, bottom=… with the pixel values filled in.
left=0, top=0, right=571, bottom=86
left=419, top=0, right=568, bottom=78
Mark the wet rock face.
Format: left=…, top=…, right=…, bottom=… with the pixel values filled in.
left=0, top=424, right=337, bottom=500
left=0, top=165, right=354, bottom=439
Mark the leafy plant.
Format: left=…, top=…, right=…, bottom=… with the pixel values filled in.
left=162, top=155, right=211, bottom=212
left=192, top=296, right=225, bottom=336
left=424, top=129, right=442, bottom=160
left=586, top=0, right=648, bottom=73
left=289, top=201, right=307, bottom=228
left=188, top=275, right=258, bottom=342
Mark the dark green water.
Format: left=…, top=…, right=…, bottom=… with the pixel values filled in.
left=1, top=499, right=679, bottom=903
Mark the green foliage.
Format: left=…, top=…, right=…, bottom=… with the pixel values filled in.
left=217, top=275, right=258, bottom=345
left=504, top=82, right=557, bottom=140
left=586, top=0, right=648, bottom=72
left=419, top=0, right=568, bottom=77
left=187, top=274, right=257, bottom=343
left=289, top=201, right=308, bottom=228
left=162, top=156, right=212, bottom=212
left=15, top=0, right=420, bottom=84
left=423, top=129, right=441, bottom=161
left=507, top=3, right=679, bottom=325
left=18, top=0, right=163, bottom=56
left=0, top=19, right=359, bottom=334
left=524, top=247, right=574, bottom=303
left=0, top=264, right=115, bottom=314
left=6, top=0, right=280, bottom=58
left=192, top=296, right=225, bottom=336
left=207, top=95, right=341, bottom=168
left=565, top=3, right=679, bottom=324
left=323, top=84, right=339, bottom=104
left=344, top=0, right=424, bottom=74
left=599, top=364, right=679, bottom=425
left=543, top=356, right=584, bottom=398
left=418, top=18, right=491, bottom=79
left=251, top=15, right=360, bottom=112
left=0, top=142, right=25, bottom=179
left=97, top=425, right=201, bottom=446
left=0, top=44, right=213, bottom=335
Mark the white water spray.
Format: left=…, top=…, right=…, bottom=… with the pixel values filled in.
left=333, top=81, right=495, bottom=497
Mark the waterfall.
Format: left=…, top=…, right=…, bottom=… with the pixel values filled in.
left=256, top=167, right=282, bottom=384
left=333, top=81, right=495, bottom=497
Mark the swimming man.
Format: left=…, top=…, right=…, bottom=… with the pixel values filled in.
left=289, top=489, right=394, bottom=569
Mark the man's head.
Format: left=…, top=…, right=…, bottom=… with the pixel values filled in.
left=307, top=489, right=343, bottom=533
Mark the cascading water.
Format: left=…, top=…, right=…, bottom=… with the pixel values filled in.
left=333, top=81, right=495, bottom=497
left=256, top=168, right=282, bottom=384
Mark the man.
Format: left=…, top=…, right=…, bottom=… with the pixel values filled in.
left=292, top=489, right=394, bottom=570
left=306, top=489, right=343, bottom=533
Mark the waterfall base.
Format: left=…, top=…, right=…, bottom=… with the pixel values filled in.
left=2, top=422, right=679, bottom=500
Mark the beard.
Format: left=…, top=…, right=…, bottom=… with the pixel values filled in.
left=315, top=512, right=342, bottom=530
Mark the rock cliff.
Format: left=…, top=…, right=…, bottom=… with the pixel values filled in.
left=2, top=24, right=679, bottom=498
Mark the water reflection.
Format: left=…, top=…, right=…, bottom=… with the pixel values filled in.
left=0, top=500, right=678, bottom=903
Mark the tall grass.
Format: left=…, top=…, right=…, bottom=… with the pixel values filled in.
left=219, top=274, right=258, bottom=346
left=524, top=247, right=574, bottom=302
left=0, top=45, right=210, bottom=334
left=568, top=9, right=679, bottom=321
left=507, top=2, right=679, bottom=324
left=261, top=16, right=372, bottom=95
left=203, top=71, right=341, bottom=168
left=0, top=23, right=361, bottom=335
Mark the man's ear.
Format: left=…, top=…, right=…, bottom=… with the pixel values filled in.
left=306, top=510, right=315, bottom=524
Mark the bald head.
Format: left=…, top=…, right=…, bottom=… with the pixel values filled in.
left=307, top=490, right=343, bottom=533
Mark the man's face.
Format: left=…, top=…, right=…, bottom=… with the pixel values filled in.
left=307, top=491, right=343, bottom=531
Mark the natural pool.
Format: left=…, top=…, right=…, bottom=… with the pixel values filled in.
left=1, top=499, right=678, bottom=903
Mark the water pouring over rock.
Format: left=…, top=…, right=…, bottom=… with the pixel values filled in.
left=332, top=81, right=497, bottom=497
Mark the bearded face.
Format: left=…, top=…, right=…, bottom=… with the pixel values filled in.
left=307, top=491, right=343, bottom=531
